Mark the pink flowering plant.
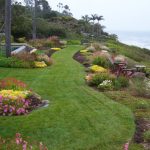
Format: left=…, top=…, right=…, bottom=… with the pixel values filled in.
left=0, top=133, right=48, bottom=150
left=0, top=90, right=31, bottom=116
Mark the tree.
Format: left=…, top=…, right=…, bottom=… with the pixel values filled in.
left=24, top=0, right=37, bottom=39
left=11, top=2, right=32, bottom=39
left=5, top=0, right=12, bottom=57
left=90, top=14, right=97, bottom=36
left=96, top=15, right=104, bottom=37
left=81, top=15, right=90, bottom=23
left=0, top=0, right=5, bottom=23
left=57, top=2, right=63, bottom=13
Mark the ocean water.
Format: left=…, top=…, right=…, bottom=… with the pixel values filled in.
left=111, top=31, right=150, bottom=50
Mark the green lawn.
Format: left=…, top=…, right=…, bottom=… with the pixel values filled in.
left=0, top=45, right=135, bottom=150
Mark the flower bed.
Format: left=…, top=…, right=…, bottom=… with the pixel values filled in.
left=0, top=78, right=45, bottom=116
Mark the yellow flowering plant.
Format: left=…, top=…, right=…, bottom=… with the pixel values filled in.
left=80, top=49, right=88, bottom=53
left=0, top=90, right=30, bottom=100
left=51, top=48, right=61, bottom=51
left=34, top=61, right=47, bottom=68
left=90, top=65, right=107, bottom=73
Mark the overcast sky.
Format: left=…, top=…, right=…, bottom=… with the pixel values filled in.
left=20, top=0, right=150, bottom=32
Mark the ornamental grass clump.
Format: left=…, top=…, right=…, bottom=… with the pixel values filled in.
left=92, top=56, right=112, bottom=69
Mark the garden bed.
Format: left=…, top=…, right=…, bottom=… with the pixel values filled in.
left=73, top=44, right=150, bottom=150
left=0, top=78, right=49, bottom=116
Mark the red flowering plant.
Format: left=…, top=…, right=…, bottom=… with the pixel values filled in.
left=0, top=78, right=27, bottom=91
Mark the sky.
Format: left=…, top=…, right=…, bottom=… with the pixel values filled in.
left=19, top=0, right=150, bottom=32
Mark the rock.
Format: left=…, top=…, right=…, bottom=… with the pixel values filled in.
left=86, top=46, right=96, bottom=52
left=42, top=100, right=49, bottom=107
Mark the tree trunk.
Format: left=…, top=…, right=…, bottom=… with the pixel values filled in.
left=32, top=0, right=37, bottom=40
left=5, top=0, right=11, bottom=57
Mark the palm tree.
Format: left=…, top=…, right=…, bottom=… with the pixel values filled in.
left=90, top=14, right=97, bottom=24
left=81, top=15, right=90, bottom=23
left=5, top=0, right=11, bottom=57
left=96, top=15, right=104, bottom=37
left=90, top=14, right=97, bottom=36
left=96, top=15, right=104, bottom=24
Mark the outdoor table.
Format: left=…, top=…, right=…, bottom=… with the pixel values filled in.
left=134, top=65, right=146, bottom=72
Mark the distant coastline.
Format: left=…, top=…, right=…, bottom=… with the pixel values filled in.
left=110, top=31, right=150, bottom=50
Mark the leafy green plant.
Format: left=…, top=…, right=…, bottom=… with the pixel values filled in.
left=0, top=57, right=32, bottom=68
left=143, top=130, right=150, bottom=142
left=92, top=56, right=111, bottom=68
left=17, top=37, right=26, bottom=43
left=113, top=76, right=129, bottom=90
left=135, top=101, right=149, bottom=109
left=90, top=73, right=114, bottom=86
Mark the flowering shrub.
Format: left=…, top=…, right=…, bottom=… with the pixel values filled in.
left=90, top=65, right=107, bottom=73
left=0, top=78, right=27, bottom=90
left=37, top=54, right=53, bottom=66
left=88, top=73, right=113, bottom=86
left=51, top=48, right=61, bottom=51
left=34, top=61, right=47, bottom=68
left=0, top=90, right=31, bottom=115
left=85, top=74, right=94, bottom=83
left=98, top=80, right=112, bottom=90
left=29, top=36, right=62, bottom=49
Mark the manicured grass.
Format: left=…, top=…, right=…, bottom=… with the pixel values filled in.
left=0, top=45, right=135, bottom=150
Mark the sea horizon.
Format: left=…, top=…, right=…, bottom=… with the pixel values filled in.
left=108, top=30, right=150, bottom=50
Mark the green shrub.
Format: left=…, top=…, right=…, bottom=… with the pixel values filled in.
left=113, top=76, right=129, bottom=90
left=90, top=73, right=114, bottom=86
left=92, top=56, right=111, bottom=68
left=67, top=40, right=81, bottom=45
left=0, top=57, right=32, bottom=68
left=135, top=101, right=150, bottom=109
left=143, top=130, right=150, bottom=142
left=17, top=37, right=26, bottom=43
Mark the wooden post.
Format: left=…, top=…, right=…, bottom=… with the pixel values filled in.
left=5, top=0, right=11, bottom=57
